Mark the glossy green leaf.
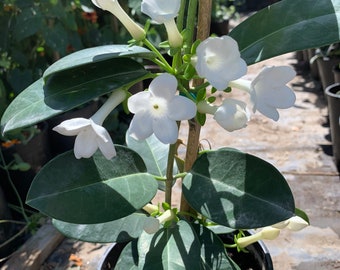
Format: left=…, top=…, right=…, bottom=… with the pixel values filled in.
left=193, top=224, right=240, bottom=270
left=26, top=146, right=158, bottom=224
left=43, top=45, right=155, bottom=78
left=182, top=148, right=295, bottom=229
left=115, top=240, right=139, bottom=270
left=137, top=220, right=201, bottom=269
left=126, top=133, right=178, bottom=190
left=1, top=58, right=147, bottom=134
left=230, top=0, right=340, bottom=65
left=52, top=212, right=149, bottom=243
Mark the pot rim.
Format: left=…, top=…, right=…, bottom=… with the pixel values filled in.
left=325, top=83, right=340, bottom=98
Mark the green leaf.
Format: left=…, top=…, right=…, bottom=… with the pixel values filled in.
left=1, top=58, right=147, bottom=134
left=137, top=220, right=201, bottom=269
left=193, top=224, right=240, bottom=270
left=115, top=240, right=139, bottom=270
left=26, top=146, right=158, bottom=224
left=43, top=45, right=155, bottom=78
left=182, top=148, right=295, bottom=229
left=229, top=0, right=340, bottom=65
left=52, top=212, right=149, bottom=243
left=126, top=133, right=178, bottom=190
left=13, top=7, right=44, bottom=41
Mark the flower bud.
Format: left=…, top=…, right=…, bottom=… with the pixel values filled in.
left=237, top=227, right=280, bottom=249
left=92, top=0, right=145, bottom=41
left=286, top=216, right=309, bottom=231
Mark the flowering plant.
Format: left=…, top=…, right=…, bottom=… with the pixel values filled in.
left=1, top=0, right=339, bottom=268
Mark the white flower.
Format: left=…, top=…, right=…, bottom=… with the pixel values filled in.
left=214, top=99, right=250, bottom=132
left=91, top=0, right=145, bottom=40
left=53, top=89, right=126, bottom=159
left=193, top=36, right=247, bottom=91
left=228, top=66, right=296, bottom=121
left=141, top=0, right=183, bottom=47
left=250, top=66, right=296, bottom=121
left=128, top=73, right=196, bottom=144
left=53, top=118, right=116, bottom=159
left=197, top=99, right=250, bottom=132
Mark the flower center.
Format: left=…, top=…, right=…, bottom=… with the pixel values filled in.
left=204, top=51, right=223, bottom=70
left=149, top=97, right=168, bottom=118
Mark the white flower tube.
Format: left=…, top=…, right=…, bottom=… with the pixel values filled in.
left=229, top=66, right=296, bottom=121
left=53, top=89, right=127, bottom=159
left=193, top=36, right=247, bottom=91
left=141, top=0, right=183, bottom=47
left=128, top=73, right=196, bottom=144
left=92, top=0, right=145, bottom=40
left=237, top=227, right=280, bottom=249
left=197, top=99, right=250, bottom=132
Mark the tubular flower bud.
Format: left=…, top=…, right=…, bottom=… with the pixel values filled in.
left=237, top=227, right=280, bottom=249
left=92, top=0, right=145, bottom=40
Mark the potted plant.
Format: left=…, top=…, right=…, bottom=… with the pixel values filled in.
left=1, top=0, right=339, bottom=268
left=310, top=43, right=340, bottom=90
left=211, top=0, right=237, bottom=35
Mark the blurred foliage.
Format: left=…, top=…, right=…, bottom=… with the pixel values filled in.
left=0, top=0, right=164, bottom=116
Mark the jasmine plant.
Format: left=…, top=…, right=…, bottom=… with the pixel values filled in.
left=1, top=0, right=339, bottom=269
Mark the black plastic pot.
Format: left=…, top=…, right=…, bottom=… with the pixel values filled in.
left=98, top=231, right=273, bottom=270
left=325, top=83, right=340, bottom=171
left=316, top=57, right=340, bottom=90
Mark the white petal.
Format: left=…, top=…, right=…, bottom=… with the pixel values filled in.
left=128, top=112, right=153, bottom=141
left=153, top=117, right=178, bottom=144
left=52, top=118, right=91, bottom=136
left=90, top=120, right=111, bottom=142
left=256, top=103, right=280, bottom=121
left=97, top=135, right=116, bottom=159
left=263, top=86, right=296, bottom=109
left=128, top=91, right=151, bottom=114
left=149, top=73, right=177, bottom=100
left=167, top=96, right=197, bottom=120
left=141, top=0, right=181, bottom=24
left=74, top=129, right=98, bottom=159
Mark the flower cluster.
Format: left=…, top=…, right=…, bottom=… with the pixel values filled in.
left=53, top=0, right=296, bottom=160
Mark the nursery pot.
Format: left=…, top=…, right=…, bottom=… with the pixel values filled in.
left=97, top=231, right=273, bottom=270
left=333, top=64, right=340, bottom=83
left=316, top=57, right=340, bottom=90
left=325, top=83, right=340, bottom=171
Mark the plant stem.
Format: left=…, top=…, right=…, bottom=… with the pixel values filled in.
left=165, top=143, right=177, bottom=206
left=180, top=0, right=212, bottom=214
left=0, top=149, right=29, bottom=223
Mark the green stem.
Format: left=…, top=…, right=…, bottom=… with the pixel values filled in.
left=143, top=39, right=174, bottom=74
left=0, top=224, right=29, bottom=249
left=165, top=143, right=177, bottom=206
left=224, top=243, right=237, bottom=248
left=0, top=149, right=29, bottom=223
left=185, top=0, right=199, bottom=55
